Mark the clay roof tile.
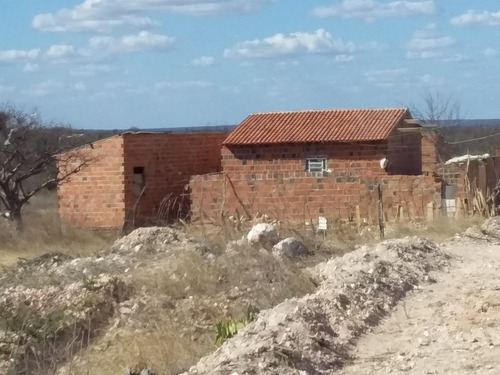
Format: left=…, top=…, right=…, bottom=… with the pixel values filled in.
left=223, top=107, right=410, bottom=145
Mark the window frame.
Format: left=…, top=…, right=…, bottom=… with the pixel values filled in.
left=305, top=157, right=327, bottom=173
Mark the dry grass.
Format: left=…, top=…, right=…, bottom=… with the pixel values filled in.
left=55, top=229, right=319, bottom=375
left=385, top=215, right=483, bottom=243
left=0, top=191, right=118, bottom=267
left=0, top=193, right=488, bottom=375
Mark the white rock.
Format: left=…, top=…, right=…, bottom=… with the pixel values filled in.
left=247, top=223, right=279, bottom=249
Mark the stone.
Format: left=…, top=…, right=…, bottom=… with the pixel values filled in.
left=272, top=237, right=309, bottom=258
left=247, top=223, right=279, bottom=250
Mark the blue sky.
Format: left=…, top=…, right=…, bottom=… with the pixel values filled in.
left=1, top=0, right=500, bottom=129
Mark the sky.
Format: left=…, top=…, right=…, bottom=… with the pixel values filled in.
left=1, top=0, right=500, bottom=130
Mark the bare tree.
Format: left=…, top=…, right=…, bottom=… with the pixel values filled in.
left=410, top=90, right=462, bottom=126
left=408, top=90, right=464, bottom=163
left=0, top=106, right=92, bottom=231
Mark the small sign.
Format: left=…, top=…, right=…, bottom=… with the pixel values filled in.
left=318, top=216, right=328, bottom=231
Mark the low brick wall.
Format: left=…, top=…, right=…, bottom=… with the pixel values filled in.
left=190, top=172, right=440, bottom=224
left=189, top=139, right=440, bottom=224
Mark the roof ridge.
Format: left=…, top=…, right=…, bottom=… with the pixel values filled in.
left=249, top=107, right=408, bottom=116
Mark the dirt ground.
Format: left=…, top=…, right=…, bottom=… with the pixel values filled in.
left=338, top=238, right=500, bottom=375
left=2, top=212, right=498, bottom=374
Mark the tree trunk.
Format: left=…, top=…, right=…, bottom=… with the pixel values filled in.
left=10, top=208, right=24, bottom=232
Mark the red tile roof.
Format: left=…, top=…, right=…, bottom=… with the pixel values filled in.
left=223, top=107, right=410, bottom=145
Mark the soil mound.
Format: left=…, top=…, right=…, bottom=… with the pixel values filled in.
left=183, top=237, right=449, bottom=375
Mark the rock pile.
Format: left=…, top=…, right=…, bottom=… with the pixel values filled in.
left=247, top=223, right=279, bottom=250
left=238, top=223, right=309, bottom=259
left=461, top=216, right=500, bottom=243
left=111, top=226, right=190, bottom=253
left=182, top=237, right=449, bottom=375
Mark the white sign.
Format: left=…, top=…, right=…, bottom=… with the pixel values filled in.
left=318, top=216, right=328, bottom=231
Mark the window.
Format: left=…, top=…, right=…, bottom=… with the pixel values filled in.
left=305, top=157, right=327, bottom=173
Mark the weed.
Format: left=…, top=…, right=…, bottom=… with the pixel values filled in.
left=215, top=305, right=259, bottom=346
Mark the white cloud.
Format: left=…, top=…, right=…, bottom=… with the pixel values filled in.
left=441, top=53, right=469, bottom=63
left=74, top=82, right=87, bottom=91
left=359, top=41, right=388, bottom=51
left=24, top=80, right=64, bottom=97
left=405, top=24, right=455, bottom=59
left=81, top=31, right=175, bottom=58
left=365, top=68, right=409, bottom=87
left=0, top=84, right=15, bottom=93
left=313, top=0, right=435, bottom=20
left=1, top=31, right=172, bottom=69
left=46, top=44, right=77, bottom=62
left=32, top=1, right=154, bottom=33
left=70, top=64, right=111, bottom=76
left=277, top=60, right=300, bottom=68
left=419, top=73, right=444, bottom=86
left=23, top=63, right=40, bottom=73
left=155, top=80, right=213, bottom=90
left=32, top=0, right=273, bottom=33
left=224, top=29, right=355, bottom=59
left=451, top=10, right=500, bottom=27
left=335, top=54, right=354, bottom=62
left=121, top=31, right=174, bottom=51
left=191, top=56, right=215, bottom=66
left=0, top=49, right=41, bottom=62
left=484, top=47, right=498, bottom=57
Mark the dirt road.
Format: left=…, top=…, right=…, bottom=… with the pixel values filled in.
left=338, top=239, right=500, bottom=375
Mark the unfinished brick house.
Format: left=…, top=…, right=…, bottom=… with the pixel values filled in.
left=190, top=107, right=443, bottom=223
left=58, top=131, right=227, bottom=229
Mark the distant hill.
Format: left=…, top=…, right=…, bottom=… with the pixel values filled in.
left=82, top=124, right=237, bottom=135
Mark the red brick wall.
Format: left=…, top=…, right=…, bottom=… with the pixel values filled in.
left=221, top=142, right=383, bottom=177
left=122, top=132, right=226, bottom=226
left=190, top=172, right=439, bottom=224
left=422, top=130, right=447, bottom=175
left=58, top=132, right=226, bottom=229
left=221, top=135, right=421, bottom=179
left=387, top=132, right=422, bottom=175
left=190, top=138, right=437, bottom=224
left=57, top=136, right=126, bottom=228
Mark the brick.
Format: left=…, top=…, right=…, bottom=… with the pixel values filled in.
left=58, top=132, right=227, bottom=229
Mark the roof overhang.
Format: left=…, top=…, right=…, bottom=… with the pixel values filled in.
left=403, top=119, right=421, bottom=126
left=397, top=127, right=423, bottom=133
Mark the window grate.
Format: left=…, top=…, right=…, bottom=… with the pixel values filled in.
left=306, top=157, right=326, bottom=173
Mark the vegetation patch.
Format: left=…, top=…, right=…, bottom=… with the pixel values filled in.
left=0, top=274, right=131, bottom=374
left=215, top=305, right=259, bottom=346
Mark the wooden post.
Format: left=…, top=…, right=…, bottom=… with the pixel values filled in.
left=355, top=205, right=361, bottom=231
left=377, top=183, right=385, bottom=240
left=426, top=201, right=434, bottom=221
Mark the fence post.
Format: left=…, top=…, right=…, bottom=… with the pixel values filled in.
left=377, top=183, right=385, bottom=240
